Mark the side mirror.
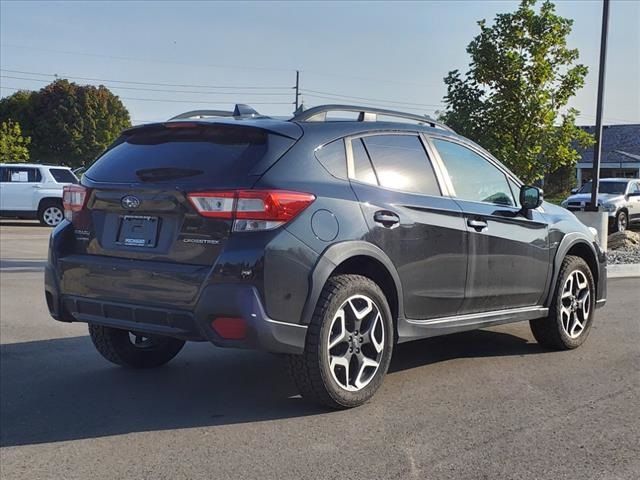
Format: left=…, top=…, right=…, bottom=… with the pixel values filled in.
left=570, top=188, right=578, bottom=194
left=520, top=185, right=543, bottom=210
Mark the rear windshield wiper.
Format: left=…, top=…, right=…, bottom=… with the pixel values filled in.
left=135, top=168, right=203, bottom=182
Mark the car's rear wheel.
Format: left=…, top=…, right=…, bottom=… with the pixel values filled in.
left=38, top=200, right=64, bottom=226
left=88, top=324, right=185, bottom=368
left=287, top=274, right=394, bottom=409
left=530, top=255, right=595, bottom=350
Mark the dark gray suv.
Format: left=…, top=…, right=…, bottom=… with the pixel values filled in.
left=45, top=104, right=607, bottom=408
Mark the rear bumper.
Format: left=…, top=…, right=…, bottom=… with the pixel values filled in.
left=44, top=263, right=307, bottom=354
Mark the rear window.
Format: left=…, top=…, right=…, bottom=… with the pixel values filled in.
left=49, top=168, right=78, bottom=184
left=85, top=124, right=296, bottom=185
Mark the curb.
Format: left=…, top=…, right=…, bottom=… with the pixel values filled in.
left=607, top=264, right=640, bottom=279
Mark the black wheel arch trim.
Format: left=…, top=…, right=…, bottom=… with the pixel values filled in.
left=544, top=232, right=604, bottom=307
left=301, top=240, right=404, bottom=326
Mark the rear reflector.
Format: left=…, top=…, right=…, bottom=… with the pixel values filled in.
left=211, top=317, right=247, bottom=340
left=188, top=190, right=315, bottom=231
left=62, top=185, right=89, bottom=221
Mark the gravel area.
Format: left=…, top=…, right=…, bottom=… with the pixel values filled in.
left=606, top=230, right=640, bottom=265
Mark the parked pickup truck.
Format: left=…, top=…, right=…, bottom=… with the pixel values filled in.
left=0, top=163, right=79, bottom=226
left=562, top=178, right=640, bottom=232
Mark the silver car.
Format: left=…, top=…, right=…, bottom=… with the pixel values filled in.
left=562, top=178, right=640, bottom=232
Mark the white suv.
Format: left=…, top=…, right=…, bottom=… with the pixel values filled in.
left=0, top=164, right=79, bottom=226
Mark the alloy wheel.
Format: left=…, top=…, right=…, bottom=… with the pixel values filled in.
left=618, top=212, right=627, bottom=232
left=43, top=206, right=64, bottom=226
left=327, top=294, right=385, bottom=392
left=560, top=270, right=591, bottom=339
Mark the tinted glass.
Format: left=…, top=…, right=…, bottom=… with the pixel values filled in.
left=508, top=178, right=521, bottom=207
left=315, top=139, right=347, bottom=179
left=3, top=167, right=40, bottom=183
left=578, top=181, right=627, bottom=195
left=86, top=124, right=294, bottom=184
left=351, top=138, right=377, bottom=185
left=362, top=135, right=440, bottom=195
left=631, top=182, right=640, bottom=194
left=433, top=139, right=514, bottom=206
left=49, top=168, right=78, bottom=184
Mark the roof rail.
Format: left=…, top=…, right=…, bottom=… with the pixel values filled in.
left=168, top=104, right=263, bottom=121
left=291, top=104, right=454, bottom=132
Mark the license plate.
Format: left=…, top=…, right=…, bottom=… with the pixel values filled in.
left=117, top=215, right=159, bottom=248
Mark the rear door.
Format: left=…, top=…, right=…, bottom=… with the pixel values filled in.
left=429, top=136, right=550, bottom=313
left=347, top=132, right=468, bottom=320
left=76, top=122, right=299, bottom=267
left=0, top=166, right=41, bottom=211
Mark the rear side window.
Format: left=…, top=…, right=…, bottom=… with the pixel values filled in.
left=49, top=168, right=78, bottom=184
left=1, top=167, right=41, bottom=183
left=315, top=139, right=347, bottom=179
left=85, top=124, right=296, bottom=184
left=433, top=138, right=515, bottom=207
left=361, top=134, right=440, bottom=196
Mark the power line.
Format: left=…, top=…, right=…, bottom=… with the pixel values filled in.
left=0, top=86, right=293, bottom=105
left=301, top=88, right=444, bottom=108
left=0, top=43, right=296, bottom=73
left=0, top=68, right=291, bottom=90
left=0, top=75, right=292, bottom=96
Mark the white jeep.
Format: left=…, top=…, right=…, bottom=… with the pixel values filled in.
left=0, top=163, right=79, bottom=226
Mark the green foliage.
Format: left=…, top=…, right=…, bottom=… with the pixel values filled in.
left=0, top=80, right=131, bottom=167
left=440, top=0, right=594, bottom=184
left=0, top=119, right=31, bottom=163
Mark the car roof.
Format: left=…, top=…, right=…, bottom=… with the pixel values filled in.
left=598, top=178, right=634, bottom=182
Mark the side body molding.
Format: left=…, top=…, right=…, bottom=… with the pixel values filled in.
left=301, top=241, right=405, bottom=326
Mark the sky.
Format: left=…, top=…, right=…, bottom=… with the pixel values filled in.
left=1, top=0, right=638, bottom=126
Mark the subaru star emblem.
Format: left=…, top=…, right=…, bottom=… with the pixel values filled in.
left=121, top=195, right=141, bottom=209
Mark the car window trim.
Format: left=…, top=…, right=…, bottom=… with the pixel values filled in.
left=344, top=131, right=449, bottom=197
left=426, top=133, right=522, bottom=207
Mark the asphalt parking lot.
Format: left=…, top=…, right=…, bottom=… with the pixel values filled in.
left=1, top=220, right=639, bottom=480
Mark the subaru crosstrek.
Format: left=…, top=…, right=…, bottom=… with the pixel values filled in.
left=45, top=104, right=607, bottom=408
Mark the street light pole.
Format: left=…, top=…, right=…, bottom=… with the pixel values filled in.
left=588, top=0, right=610, bottom=211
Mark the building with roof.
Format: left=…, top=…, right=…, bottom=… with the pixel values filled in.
left=576, top=124, right=640, bottom=185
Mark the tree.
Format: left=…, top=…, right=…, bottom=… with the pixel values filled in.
left=440, top=0, right=593, bottom=184
left=0, top=120, right=31, bottom=163
left=0, top=80, right=131, bottom=167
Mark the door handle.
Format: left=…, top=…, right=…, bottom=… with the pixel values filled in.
left=374, top=211, right=400, bottom=228
left=467, top=218, right=488, bottom=231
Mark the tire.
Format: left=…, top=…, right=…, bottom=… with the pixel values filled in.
left=38, top=200, right=64, bottom=227
left=530, top=255, right=595, bottom=350
left=613, top=210, right=627, bottom=233
left=88, top=324, right=185, bottom=368
left=287, top=274, right=394, bottom=409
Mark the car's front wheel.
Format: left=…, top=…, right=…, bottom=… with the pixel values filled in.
left=287, top=274, right=394, bottom=409
left=530, top=255, right=595, bottom=350
left=88, top=324, right=185, bottom=368
left=614, top=210, right=627, bottom=233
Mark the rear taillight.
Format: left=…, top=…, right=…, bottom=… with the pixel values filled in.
left=188, top=190, right=315, bottom=232
left=62, top=185, right=89, bottom=221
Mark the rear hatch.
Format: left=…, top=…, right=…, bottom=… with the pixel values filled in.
left=70, top=120, right=301, bottom=267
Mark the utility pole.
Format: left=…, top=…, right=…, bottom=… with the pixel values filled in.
left=589, top=0, right=610, bottom=211
left=294, top=70, right=300, bottom=111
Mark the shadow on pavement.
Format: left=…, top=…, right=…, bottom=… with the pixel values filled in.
left=1, top=328, right=543, bottom=447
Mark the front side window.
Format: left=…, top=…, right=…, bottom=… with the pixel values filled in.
left=360, top=134, right=440, bottom=196
left=433, top=139, right=515, bottom=206
left=578, top=181, right=628, bottom=195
